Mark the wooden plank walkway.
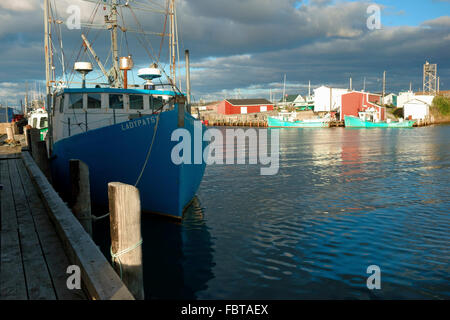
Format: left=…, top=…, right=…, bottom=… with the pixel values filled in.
left=0, top=153, right=86, bottom=300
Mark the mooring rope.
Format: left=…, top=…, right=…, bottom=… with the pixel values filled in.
left=110, top=238, right=143, bottom=280
left=91, top=212, right=110, bottom=221
left=134, top=111, right=161, bottom=187
left=90, top=109, right=163, bottom=223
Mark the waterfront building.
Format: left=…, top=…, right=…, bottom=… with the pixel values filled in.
left=403, top=95, right=435, bottom=120
left=340, top=91, right=385, bottom=121
left=213, top=99, right=274, bottom=115
left=313, top=86, right=349, bottom=112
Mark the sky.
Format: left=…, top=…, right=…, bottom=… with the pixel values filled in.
left=0, top=0, right=449, bottom=107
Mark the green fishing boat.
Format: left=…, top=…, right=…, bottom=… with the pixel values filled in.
left=268, top=112, right=330, bottom=128
left=344, top=115, right=415, bottom=128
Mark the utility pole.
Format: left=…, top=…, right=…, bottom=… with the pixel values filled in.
left=349, top=77, right=352, bottom=91
left=308, top=80, right=311, bottom=99
left=25, top=81, right=28, bottom=115
left=382, top=71, right=386, bottom=106
left=363, top=77, right=366, bottom=92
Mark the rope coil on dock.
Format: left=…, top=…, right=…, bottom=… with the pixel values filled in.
left=110, top=238, right=143, bottom=280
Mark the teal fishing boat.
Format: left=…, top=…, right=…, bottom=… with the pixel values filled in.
left=268, top=113, right=330, bottom=128
left=344, top=115, right=415, bottom=128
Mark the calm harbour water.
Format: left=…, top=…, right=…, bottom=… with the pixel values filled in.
left=98, top=125, right=450, bottom=299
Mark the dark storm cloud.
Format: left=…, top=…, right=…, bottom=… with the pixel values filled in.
left=0, top=0, right=449, bottom=103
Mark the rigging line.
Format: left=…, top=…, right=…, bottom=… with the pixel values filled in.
left=174, top=3, right=181, bottom=89
left=50, top=0, right=67, bottom=85
left=119, top=7, right=131, bottom=56
left=158, top=0, right=169, bottom=61
left=127, top=5, right=158, bottom=62
left=66, top=1, right=102, bottom=87
left=129, top=0, right=166, bottom=11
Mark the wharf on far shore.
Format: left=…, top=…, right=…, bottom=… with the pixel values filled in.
left=197, top=110, right=345, bottom=127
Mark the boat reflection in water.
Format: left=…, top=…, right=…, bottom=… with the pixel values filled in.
left=141, top=196, right=215, bottom=299
left=93, top=196, right=214, bottom=299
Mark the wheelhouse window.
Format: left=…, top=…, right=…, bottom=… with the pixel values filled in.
left=109, top=94, right=124, bottom=109
left=87, top=93, right=101, bottom=109
left=32, top=118, right=38, bottom=128
left=150, top=96, right=164, bottom=111
left=40, top=117, right=48, bottom=128
left=59, top=95, right=65, bottom=113
left=129, top=95, right=144, bottom=110
left=68, top=94, right=83, bottom=109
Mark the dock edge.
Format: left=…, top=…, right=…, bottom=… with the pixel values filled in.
left=21, top=151, right=135, bottom=300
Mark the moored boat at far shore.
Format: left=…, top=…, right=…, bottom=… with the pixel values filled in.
left=344, top=115, right=415, bottom=128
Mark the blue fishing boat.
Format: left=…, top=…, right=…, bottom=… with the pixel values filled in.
left=44, top=0, right=206, bottom=219
left=344, top=115, right=415, bottom=128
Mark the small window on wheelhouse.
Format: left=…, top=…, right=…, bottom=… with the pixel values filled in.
left=59, top=95, right=65, bottom=113
left=40, top=117, right=48, bottom=128
left=109, top=94, right=124, bottom=109
left=129, top=95, right=144, bottom=110
left=68, top=94, right=83, bottom=109
left=87, top=93, right=101, bottom=109
left=150, top=96, right=163, bottom=111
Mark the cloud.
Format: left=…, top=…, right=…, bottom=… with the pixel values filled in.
left=0, top=0, right=37, bottom=12
left=0, top=0, right=449, bottom=103
left=422, top=16, right=450, bottom=28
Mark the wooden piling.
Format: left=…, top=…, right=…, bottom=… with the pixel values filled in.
left=69, top=159, right=93, bottom=237
left=6, top=125, right=14, bottom=141
left=29, top=128, right=40, bottom=155
left=31, top=137, right=51, bottom=182
left=108, top=182, right=144, bottom=300
left=24, top=127, right=32, bottom=149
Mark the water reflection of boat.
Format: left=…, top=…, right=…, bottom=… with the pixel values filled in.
left=142, top=196, right=215, bottom=299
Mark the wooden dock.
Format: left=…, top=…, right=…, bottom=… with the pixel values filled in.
left=0, top=153, right=86, bottom=299
left=0, top=134, right=135, bottom=300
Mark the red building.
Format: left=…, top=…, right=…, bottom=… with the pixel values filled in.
left=212, top=99, right=274, bottom=115
left=340, top=91, right=385, bottom=121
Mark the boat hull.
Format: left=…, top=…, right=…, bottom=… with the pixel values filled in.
left=268, top=116, right=329, bottom=128
left=51, top=107, right=206, bottom=219
left=344, top=116, right=415, bottom=128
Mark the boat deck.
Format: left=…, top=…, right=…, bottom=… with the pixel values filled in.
left=0, top=151, right=86, bottom=300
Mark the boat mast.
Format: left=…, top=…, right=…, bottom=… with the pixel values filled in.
left=44, top=0, right=54, bottom=152
left=44, top=0, right=50, bottom=99
left=170, top=0, right=176, bottom=86
left=109, top=0, right=120, bottom=87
